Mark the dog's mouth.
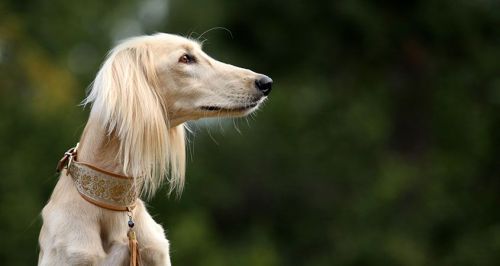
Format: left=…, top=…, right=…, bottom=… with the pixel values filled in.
left=200, top=102, right=259, bottom=112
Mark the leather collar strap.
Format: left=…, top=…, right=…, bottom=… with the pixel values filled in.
left=58, top=144, right=138, bottom=211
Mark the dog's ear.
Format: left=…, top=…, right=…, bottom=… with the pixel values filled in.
left=85, top=43, right=185, bottom=198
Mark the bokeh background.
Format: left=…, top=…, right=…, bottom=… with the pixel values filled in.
left=1, top=0, right=499, bottom=265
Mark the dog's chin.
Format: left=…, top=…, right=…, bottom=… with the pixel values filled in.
left=199, top=102, right=261, bottom=117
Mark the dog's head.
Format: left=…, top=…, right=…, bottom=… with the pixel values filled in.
left=84, top=33, right=272, bottom=196
left=92, top=33, right=272, bottom=126
left=152, top=34, right=272, bottom=125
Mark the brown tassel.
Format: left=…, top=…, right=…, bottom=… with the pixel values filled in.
left=128, top=230, right=140, bottom=266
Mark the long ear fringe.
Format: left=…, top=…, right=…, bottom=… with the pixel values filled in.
left=83, top=40, right=185, bottom=198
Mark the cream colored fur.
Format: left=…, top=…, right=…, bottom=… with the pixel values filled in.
left=39, top=33, right=269, bottom=265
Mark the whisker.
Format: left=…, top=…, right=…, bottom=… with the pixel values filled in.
left=198, top=27, right=233, bottom=40
left=205, top=120, right=219, bottom=146
left=233, top=118, right=242, bottom=135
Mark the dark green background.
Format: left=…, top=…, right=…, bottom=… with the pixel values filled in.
left=1, top=0, right=499, bottom=265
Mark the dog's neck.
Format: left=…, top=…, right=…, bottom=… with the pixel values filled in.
left=77, top=119, right=125, bottom=176
left=74, top=109, right=187, bottom=197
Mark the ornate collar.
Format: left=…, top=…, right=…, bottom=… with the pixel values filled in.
left=57, top=143, right=139, bottom=211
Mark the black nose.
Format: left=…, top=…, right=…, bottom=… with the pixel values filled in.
left=255, top=75, right=273, bottom=96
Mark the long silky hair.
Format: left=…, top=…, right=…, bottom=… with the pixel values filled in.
left=83, top=36, right=185, bottom=198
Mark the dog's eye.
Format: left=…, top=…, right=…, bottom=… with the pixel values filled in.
left=179, top=54, right=196, bottom=64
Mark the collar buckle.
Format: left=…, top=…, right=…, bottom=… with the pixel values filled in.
left=56, top=143, right=79, bottom=172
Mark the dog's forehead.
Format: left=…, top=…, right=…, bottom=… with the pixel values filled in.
left=154, top=34, right=201, bottom=51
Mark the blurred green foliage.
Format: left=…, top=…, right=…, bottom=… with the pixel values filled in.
left=1, top=0, right=499, bottom=265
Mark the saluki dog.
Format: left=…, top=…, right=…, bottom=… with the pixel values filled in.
left=38, top=33, right=272, bottom=266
